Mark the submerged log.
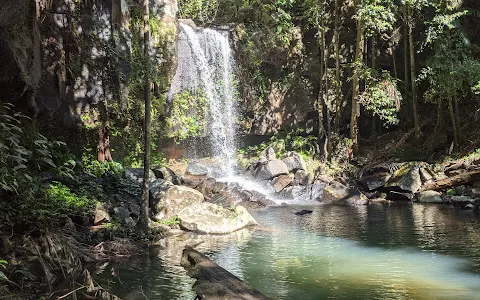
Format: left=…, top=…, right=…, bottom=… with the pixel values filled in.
left=181, top=246, right=270, bottom=300
left=421, top=169, right=480, bottom=191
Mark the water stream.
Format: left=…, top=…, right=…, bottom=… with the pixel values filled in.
left=97, top=205, right=480, bottom=299
left=169, top=23, right=237, bottom=174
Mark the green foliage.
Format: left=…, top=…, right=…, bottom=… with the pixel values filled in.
left=166, top=91, right=208, bottom=141
left=0, top=104, right=68, bottom=194
left=179, top=0, right=218, bottom=24
left=359, top=70, right=402, bottom=127
left=158, top=216, right=180, bottom=226
left=0, top=260, right=7, bottom=281
left=81, top=153, right=124, bottom=177
left=357, top=0, right=396, bottom=36
left=420, top=32, right=480, bottom=104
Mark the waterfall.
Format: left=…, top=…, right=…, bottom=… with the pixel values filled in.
left=168, top=23, right=237, bottom=175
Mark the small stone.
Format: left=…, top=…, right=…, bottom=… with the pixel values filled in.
left=94, top=204, right=111, bottom=225
left=464, top=203, right=475, bottom=210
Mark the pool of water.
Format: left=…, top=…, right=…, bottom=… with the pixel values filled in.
left=96, top=204, right=480, bottom=299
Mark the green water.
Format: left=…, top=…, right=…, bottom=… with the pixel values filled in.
left=97, top=204, right=480, bottom=299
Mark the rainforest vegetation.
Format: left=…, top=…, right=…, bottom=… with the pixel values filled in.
left=0, top=0, right=479, bottom=298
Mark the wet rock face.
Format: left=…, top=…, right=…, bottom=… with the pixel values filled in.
left=177, top=202, right=258, bottom=234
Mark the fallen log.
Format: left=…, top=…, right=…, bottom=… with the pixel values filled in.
left=421, top=169, right=480, bottom=191
left=181, top=246, right=270, bottom=300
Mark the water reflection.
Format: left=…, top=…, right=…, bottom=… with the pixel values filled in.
left=97, top=204, right=480, bottom=300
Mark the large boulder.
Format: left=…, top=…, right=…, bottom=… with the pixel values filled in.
left=125, top=168, right=156, bottom=185
left=384, top=164, right=422, bottom=194
left=450, top=195, right=476, bottom=207
left=417, top=190, right=444, bottom=204
left=178, top=203, right=258, bottom=234
left=151, top=184, right=204, bottom=221
left=152, top=166, right=182, bottom=185
left=358, top=172, right=391, bottom=191
left=186, top=163, right=209, bottom=176
left=282, top=152, right=306, bottom=172
left=254, top=160, right=289, bottom=180
left=260, top=146, right=277, bottom=161
left=322, top=181, right=369, bottom=206
left=293, top=169, right=310, bottom=186
left=271, top=175, right=293, bottom=193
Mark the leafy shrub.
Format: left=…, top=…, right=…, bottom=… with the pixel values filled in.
left=0, top=104, right=67, bottom=193
left=81, top=154, right=124, bottom=177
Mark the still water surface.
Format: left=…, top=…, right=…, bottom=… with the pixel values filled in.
left=97, top=204, right=480, bottom=299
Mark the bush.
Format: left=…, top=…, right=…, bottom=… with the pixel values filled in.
left=81, top=154, right=124, bottom=177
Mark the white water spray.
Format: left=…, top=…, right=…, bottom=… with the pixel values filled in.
left=169, top=23, right=237, bottom=175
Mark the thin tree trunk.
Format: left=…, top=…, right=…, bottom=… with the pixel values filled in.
left=351, top=0, right=365, bottom=153
left=140, top=0, right=151, bottom=230
left=448, top=96, right=459, bottom=149
left=433, top=100, right=443, bottom=138
left=333, top=0, right=341, bottom=133
left=392, top=48, right=398, bottom=79
left=403, top=7, right=410, bottom=127
left=407, top=4, right=421, bottom=137
left=454, top=94, right=461, bottom=144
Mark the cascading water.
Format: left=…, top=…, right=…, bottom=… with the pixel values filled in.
left=168, top=23, right=237, bottom=175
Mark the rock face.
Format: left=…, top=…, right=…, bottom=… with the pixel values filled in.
left=152, top=166, right=182, bottom=185
left=358, top=172, right=391, bottom=191
left=151, top=183, right=204, bottom=221
left=417, top=190, right=444, bottom=204
left=282, top=152, right=306, bottom=172
left=450, top=196, right=476, bottom=207
left=271, top=175, right=293, bottom=192
left=322, top=181, right=369, bottom=206
left=293, top=169, right=310, bottom=186
left=385, top=164, right=422, bottom=193
left=178, top=203, right=258, bottom=234
left=254, top=160, right=289, bottom=180
left=125, top=168, right=156, bottom=185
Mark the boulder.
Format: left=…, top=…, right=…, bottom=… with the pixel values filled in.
left=124, top=168, right=156, bottom=185
left=454, top=185, right=467, bottom=196
left=417, top=190, right=444, bottom=204
left=260, top=146, right=276, bottom=161
left=467, top=188, right=480, bottom=198
left=151, top=185, right=204, bottom=221
left=271, top=175, right=293, bottom=193
left=177, top=203, right=258, bottom=234
left=152, top=166, right=182, bottom=185
left=149, top=179, right=174, bottom=199
left=254, top=160, right=289, bottom=180
left=465, top=203, right=475, bottom=210
left=384, top=164, right=422, bottom=194
left=358, top=172, right=391, bottom=191
left=186, top=163, right=209, bottom=176
left=94, top=203, right=111, bottom=225
left=280, top=185, right=309, bottom=200
left=209, top=193, right=235, bottom=209
left=322, top=181, right=369, bottom=206
left=293, top=169, right=311, bottom=186
left=473, top=181, right=480, bottom=188
left=419, top=166, right=435, bottom=183
left=450, top=195, right=475, bottom=207
left=310, top=182, right=327, bottom=201
left=282, top=152, right=306, bottom=172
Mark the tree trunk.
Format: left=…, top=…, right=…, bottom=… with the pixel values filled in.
left=140, top=0, right=151, bottom=230
left=333, top=0, right=341, bottom=133
left=407, top=4, right=421, bottom=137
left=403, top=6, right=410, bottom=127
left=97, top=100, right=113, bottom=163
left=422, top=169, right=480, bottom=191
left=351, top=0, right=365, bottom=154
left=448, top=95, right=459, bottom=149
left=454, top=94, right=461, bottom=144
left=433, top=100, right=443, bottom=138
